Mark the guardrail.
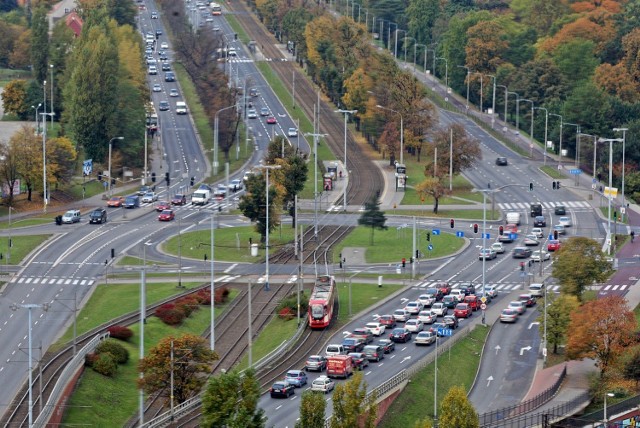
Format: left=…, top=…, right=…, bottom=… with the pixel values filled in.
left=34, top=333, right=109, bottom=426
left=560, top=394, right=640, bottom=427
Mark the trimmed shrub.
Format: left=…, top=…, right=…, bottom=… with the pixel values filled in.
left=175, top=296, right=199, bottom=317
left=156, top=303, right=186, bottom=325
left=214, top=286, right=230, bottom=304
left=85, top=352, right=98, bottom=368
left=276, top=292, right=307, bottom=317
left=93, top=353, right=118, bottom=377
left=107, top=325, right=133, bottom=341
left=278, top=307, right=295, bottom=321
left=95, top=339, right=129, bottom=364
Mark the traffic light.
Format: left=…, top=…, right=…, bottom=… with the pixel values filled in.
left=415, top=249, right=419, bottom=259
left=556, top=181, right=560, bottom=189
left=151, top=172, right=156, bottom=183
left=553, top=230, right=558, bottom=240
left=402, top=258, right=406, bottom=268
left=473, top=224, right=479, bottom=234
left=111, top=248, right=115, bottom=258
left=190, top=176, right=195, bottom=187
left=97, top=173, right=102, bottom=181
left=234, top=33, right=238, bottom=40
left=552, top=181, right=556, bottom=190
left=165, top=172, right=170, bottom=185
left=614, top=211, right=618, bottom=221
left=450, top=219, right=455, bottom=228
left=499, top=226, right=504, bottom=236
left=111, top=178, right=116, bottom=186
left=426, top=232, right=431, bottom=242
left=529, top=182, right=533, bottom=191
left=410, top=257, right=414, bottom=264
left=520, top=262, right=525, bottom=271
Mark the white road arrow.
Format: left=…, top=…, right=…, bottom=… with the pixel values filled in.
left=400, top=298, right=409, bottom=304
left=343, top=331, right=351, bottom=337
left=487, top=376, right=494, bottom=387
left=520, top=346, right=532, bottom=356
left=373, top=314, right=380, bottom=320
left=529, top=322, right=540, bottom=330
left=401, top=356, right=412, bottom=363
left=495, top=345, right=501, bottom=355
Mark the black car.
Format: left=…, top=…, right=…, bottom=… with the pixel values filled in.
left=495, top=157, right=508, bottom=166
left=342, top=337, right=365, bottom=353
left=459, top=283, right=475, bottom=296
left=155, top=29, right=162, bottom=36
left=159, top=52, right=168, bottom=61
left=270, top=381, right=294, bottom=398
left=512, top=247, right=532, bottom=258
left=89, top=208, right=107, bottom=224
left=554, top=205, right=566, bottom=215
left=429, top=322, right=450, bottom=337
left=425, top=287, right=444, bottom=301
left=389, top=328, right=412, bottom=343
left=161, top=62, right=171, bottom=71
left=164, top=71, right=175, bottom=82
left=443, top=315, right=459, bottom=329
left=533, top=216, right=546, bottom=227
left=158, top=100, right=170, bottom=111
left=377, top=339, right=395, bottom=354
left=348, top=352, right=369, bottom=370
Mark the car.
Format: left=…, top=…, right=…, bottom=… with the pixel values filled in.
left=449, top=289, right=465, bottom=302
left=442, top=295, right=457, bottom=309
left=429, top=322, right=449, bottom=336
left=363, top=345, right=385, bottom=362
left=311, top=376, right=335, bottom=393
left=107, top=196, right=125, bottom=207
left=495, top=157, right=508, bottom=166
left=414, top=331, right=436, bottom=345
left=284, top=370, right=307, bottom=387
left=350, top=328, right=374, bottom=344
left=377, top=339, right=395, bottom=353
left=523, top=234, right=540, bottom=246
left=533, top=216, right=546, bottom=227
left=89, top=208, right=107, bottom=224
left=151, top=11, right=158, bottom=18
left=305, top=355, right=327, bottom=371
left=508, top=301, right=526, bottom=315
left=531, top=250, right=551, bottom=262
left=418, top=293, right=436, bottom=307
left=431, top=302, right=448, bottom=317
left=60, top=210, right=80, bottom=223
left=500, top=308, right=519, bottom=323
left=159, top=100, right=170, bottom=111
left=260, top=107, right=270, bottom=116
left=247, top=108, right=258, bottom=119
left=498, top=233, right=514, bottom=243
left=454, top=303, right=472, bottom=318
left=365, top=322, right=385, bottom=336
left=161, top=62, right=171, bottom=71
left=404, top=301, right=423, bottom=315
left=558, top=216, right=572, bottom=227
left=404, top=319, right=424, bottom=333
left=158, top=209, right=175, bottom=221
left=505, top=223, right=519, bottom=234
left=287, top=128, right=298, bottom=137
left=392, top=309, right=410, bottom=322
left=148, top=65, right=157, bottom=75
left=547, top=240, right=561, bottom=252
left=342, top=337, right=365, bottom=353
left=205, top=16, right=213, bottom=22
left=249, top=87, right=259, bottom=97
left=152, top=83, right=162, bottom=92
left=518, top=294, right=536, bottom=307
left=435, top=281, right=452, bottom=296
left=529, top=283, right=546, bottom=298
left=553, top=224, right=566, bottom=235
left=512, top=247, right=532, bottom=258
left=171, top=194, right=187, bottom=205
left=378, top=314, right=396, bottom=328
left=458, top=282, right=476, bottom=296
left=425, top=287, right=444, bottom=302
left=227, top=47, right=237, bottom=57
left=266, top=116, right=277, bottom=124
left=146, top=57, right=156, bottom=66
left=164, top=71, right=175, bottom=82
left=348, top=352, right=369, bottom=370
left=160, top=41, right=169, bottom=49
left=270, top=381, right=294, bottom=398
left=389, top=328, right=412, bottom=343
left=417, top=310, right=437, bottom=324
left=531, top=227, right=544, bottom=238
left=230, top=179, right=243, bottom=192
left=155, top=201, right=171, bottom=212
left=169, top=88, right=179, bottom=97
left=159, top=52, right=168, bottom=60
left=141, top=192, right=158, bottom=203
left=325, top=344, right=345, bottom=356
left=484, top=285, right=498, bottom=299
left=145, top=47, right=153, bottom=56
left=212, top=25, right=221, bottom=32
left=554, top=205, right=566, bottom=215
left=491, top=242, right=505, bottom=254
left=155, top=29, right=162, bottom=36
left=443, top=315, right=459, bottom=329
left=479, top=248, right=497, bottom=260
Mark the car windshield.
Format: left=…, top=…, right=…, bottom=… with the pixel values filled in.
left=311, top=304, right=324, bottom=319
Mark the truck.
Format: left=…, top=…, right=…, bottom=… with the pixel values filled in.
left=191, top=188, right=211, bottom=205
left=175, top=101, right=187, bottom=114
left=326, top=355, right=353, bottom=379
left=506, top=212, right=521, bottom=225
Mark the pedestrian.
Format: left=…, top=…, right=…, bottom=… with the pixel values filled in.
left=632, top=230, right=635, bottom=243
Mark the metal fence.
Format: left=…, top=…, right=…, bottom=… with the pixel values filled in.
left=558, top=394, right=640, bottom=427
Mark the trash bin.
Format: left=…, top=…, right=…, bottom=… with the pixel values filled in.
left=55, top=216, right=62, bottom=225
left=251, top=243, right=258, bottom=257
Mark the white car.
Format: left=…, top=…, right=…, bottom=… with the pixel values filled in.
left=417, top=310, right=437, bottom=324
left=531, top=227, right=544, bottom=238
left=365, top=322, right=385, bottom=336
left=404, top=301, right=423, bottom=315
left=392, top=309, right=409, bottom=322
left=311, top=376, right=335, bottom=393
left=247, top=109, right=258, bottom=119
left=141, top=192, right=158, bottom=203
left=449, top=290, right=465, bottom=302
left=484, top=285, right=498, bottom=299
left=230, top=179, right=243, bottom=191
left=531, top=250, right=551, bottom=262
left=431, top=302, right=447, bottom=317
left=404, top=319, right=424, bottom=333
left=508, top=301, right=526, bottom=315
left=169, top=88, right=179, bottom=97
left=491, top=242, right=505, bottom=254
left=152, top=83, right=162, bottom=92
left=160, top=42, right=169, bottom=49
left=287, top=127, right=298, bottom=137
left=523, top=234, right=540, bottom=246
left=558, top=216, right=572, bottom=227
left=418, top=294, right=435, bottom=307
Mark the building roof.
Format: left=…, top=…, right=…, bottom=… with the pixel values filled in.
left=65, top=11, right=83, bottom=37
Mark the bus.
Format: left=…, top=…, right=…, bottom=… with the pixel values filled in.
left=308, top=275, right=336, bottom=329
left=210, top=2, right=222, bottom=15
left=146, top=106, right=158, bottom=134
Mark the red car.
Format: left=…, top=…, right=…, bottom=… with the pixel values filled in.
left=155, top=201, right=171, bottom=212
left=266, top=116, right=277, bottom=124
left=453, top=303, right=472, bottom=319
left=547, top=240, right=561, bottom=252
left=171, top=194, right=187, bottom=205
left=107, top=196, right=124, bottom=207
left=158, top=209, right=175, bottom=221
left=435, top=281, right=452, bottom=296
left=378, top=314, right=396, bottom=329
left=505, top=224, right=518, bottom=234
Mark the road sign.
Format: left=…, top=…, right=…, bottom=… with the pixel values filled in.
left=480, top=296, right=487, bottom=304
left=482, top=233, right=490, bottom=239
left=432, top=229, right=441, bottom=236
left=456, top=231, right=464, bottom=238
left=569, top=168, right=582, bottom=175
left=427, top=244, right=433, bottom=251
left=592, top=178, right=597, bottom=184
left=520, top=271, right=526, bottom=278
left=509, top=233, right=517, bottom=240
left=549, top=233, right=554, bottom=240
left=480, top=303, right=487, bottom=310
left=437, top=327, right=453, bottom=337
left=604, top=187, right=618, bottom=198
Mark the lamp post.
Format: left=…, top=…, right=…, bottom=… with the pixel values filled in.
left=139, top=240, right=152, bottom=425
left=415, top=43, right=428, bottom=71
left=549, top=113, right=563, bottom=168
left=376, top=105, right=403, bottom=165
left=49, top=64, right=54, bottom=129
left=534, top=107, right=548, bottom=165
left=436, top=57, right=448, bottom=91
left=10, top=302, right=50, bottom=428
left=32, top=103, right=42, bottom=135
left=335, top=109, right=357, bottom=211
left=253, top=164, right=282, bottom=291
left=457, top=65, right=470, bottom=109
left=402, top=36, right=416, bottom=64
left=107, top=137, right=124, bottom=196
left=395, top=29, right=405, bottom=59
left=213, top=104, right=236, bottom=176
left=613, top=128, right=628, bottom=216
left=564, top=123, right=580, bottom=168
left=210, top=210, right=216, bottom=350
left=486, top=74, right=496, bottom=128
left=520, top=99, right=534, bottom=153
left=474, top=73, right=483, bottom=113
left=604, top=392, right=615, bottom=423
left=40, top=112, right=55, bottom=212
left=304, top=132, right=327, bottom=240
left=598, top=137, right=624, bottom=255
left=496, top=85, right=507, bottom=123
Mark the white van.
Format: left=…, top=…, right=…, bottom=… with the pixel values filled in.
left=325, top=344, right=345, bottom=356
left=175, top=101, right=187, bottom=115
left=506, top=212, right=521, bottom=225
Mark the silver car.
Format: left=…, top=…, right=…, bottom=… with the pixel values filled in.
left=431, top=303, right=447, bottom=317
left=500, top=309, right=518, bottom=323
left=414, top=331, right=436, bottom=345
left=141, top=192, right=158, bottom=203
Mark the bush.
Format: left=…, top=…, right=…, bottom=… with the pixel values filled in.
left=276, top=292, right=307, bottom=317
left=107, top=325, right=133, bottom=341
left=93, top=353, right=118, bottom=377
left=156, top=303, right=186, bottom=325
left=85, top=352, right=98, bottom=368
left=175, top=296, right=199, bottom=317
left=95, top=339, right=129, bottom=364
left=278, top=307, right=295, bottom=321
left=214, top=286, right=229, bottom=304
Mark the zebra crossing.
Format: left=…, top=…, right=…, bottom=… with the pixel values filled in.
left=497, top=201, right=590, bottom=211
left=10, top=276, right=95, bottom=286
left=415, top=280, right=630, bottom=294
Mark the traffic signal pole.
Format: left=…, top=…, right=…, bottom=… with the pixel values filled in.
left=412, top=216, right=417, bottom=280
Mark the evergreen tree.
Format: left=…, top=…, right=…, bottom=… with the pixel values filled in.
left=358, top=194, right=388, bottom=245
left=30, top=5, right=49, bottom=84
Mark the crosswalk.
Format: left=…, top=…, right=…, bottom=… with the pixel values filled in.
left=414, top=280, right=631, bottom=294
left=497, top=201, right=590, bottom=211
left=10, top=276, right=95, bottom=286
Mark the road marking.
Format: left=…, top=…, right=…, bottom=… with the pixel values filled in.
left=224, top=263, right=237, bottom=273
left=520, top=346, right=532, bottom=355
left=487, top=376, right=493, bottom=387
left=529, top=322, right=540, bottom=329
left=495, top=345, right=501, bottom=354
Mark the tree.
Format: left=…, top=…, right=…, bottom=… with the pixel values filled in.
left=407, top=0, right=440, bottom=45
left=238, top=174, right=282, bottom=243
left=552, top=39, right=599, bottom=89
left=30, top=5, right=49, bottom=84
left=48, top=137, right=78, bottom=188
left=537, top=293, right=579, bottom=354
left=438, top=385, right=479, bottom=428
left=431, top=124, right=481, bottom=176
left=566, top=296, right=636, bottom=377
left=0, top=79, right=28, bottom=118
left=11, top=125, right=41, bottom=202
left=551, top=237, right=612, bottom=300
left=623, top=349, right=640, bottom=386
left=330, top=372, right=377, bottom=428
left=138, top=334, right=218, bottom=404
left=416, top=175, right=449, bottom=214
left=465, top=20, right=508, bottom=74
left=358, top=195, right=388, bottom=245
left=413, top=419, right=433, bottom=428
left=0, top=143, right=20, bottom=205
left=295, top=390, right=326, bottom=428
left=201, top=368, right=264, bottom=428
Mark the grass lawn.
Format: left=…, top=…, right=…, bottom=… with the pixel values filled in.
left=163, top=225, right=295, bottom=262
left=333, top=226, right=464, bottom=263
left=598, top=206, right=628, bottom=224
left=400, top=175, right=484, bottom=205
left=236, top=315, right=300, bottom=370
left=379, top=325, right=489, bottom=427
left=336, top=281, right=404, bottom=322
left=0, top=234, right=51, bottom=264
left=540, top=165, right=567, bottom=179
left=0, top=217, right=52, bottom=229
left=66, top=177, right=106, bottom=200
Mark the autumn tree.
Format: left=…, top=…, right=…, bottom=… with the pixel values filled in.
left=438, top=385, right=479, bottom=428
left=551, top=237, right=612, bottom=300
left=413, top=418, right=433, bottom=428
left=238, top=173, right=282, bottom=243
left=0, top=79, right=28, bottom=118
left=295, top=390, right=326, bottom=428
left=9, top=28, right=30, bottom=70
left=465, top=20, right=508, bottom=74
left=537, top=293, right=579, bottom=354
left=201, top=368, right=264, bottom=428
left=430, top=124, right=481, bottom=176
left=416, top=176, right=449, bottom=214
left=11, top=125, right=41, bottom=201
left=358, top=195, right=388, bottom=245
left=0, top=143, right=19, bottom=205
left=330, top=372, right=377, bottom=428
left=566, top=296, right=636, bottom=377
left=138, top=334, right=218, bottom=405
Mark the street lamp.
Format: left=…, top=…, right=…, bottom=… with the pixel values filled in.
left=549, top=114, right=563, bottom=168
left=415, top=43, right=428, bottom=72
left=604, top=392, right=615, bottom=423
left=534, top=107, right=548, bottom=165
left=403, top=36, right=416, bottom=64
left=395, top=29, right=405, bottom=59
left=436, top=57, right=448, bottom=91
left=564, top=123, right=580, bottom=168
left=376, top=105, right=404, bottom=165
left=139, top=240, right=153, bottom=425
left=520, top=99, right=534, bottom=154
left=304, top=131, right=327, bottom=240
left=486, top=74, right=496, bottom=128
left=509, top=92, right=520, bottom=131
left=253, top=164, right=282, bottom=291
left=474, top=72, right=483, bottom=113
left=213, top=104, right=236, bottom=176
left=457, top=65, right=470, bottom=109
left=335, top=109, right=357, bottom=211
left=613, top=128, right=628, bottom=217
left=107, top=137, right=124, bottom=196
left=40, top=112, right=55, bottom=213
left=10, top=302, right=50, bottom=428
left=49, top=64, right=54, bottom=129
left=32, top=104, right=42, bottom=135
left=598, top=137, right=624, bottom=255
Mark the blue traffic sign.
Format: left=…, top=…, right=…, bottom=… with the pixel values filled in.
left=482, top=233, right=490, bottom=239
left=427, top=244, right=433, bottom=251
left=456, top=231, right=464, bottom=238
left=592, top=178, right=597, bottom=184
left=437, top=327, right=453, bottom=337
left=569, top=168, right=582, bottom=175
left=432, top=229, right=441, bottom=235
left=520, top=271, right=526, bottom=278
left=549, top=233, right=554, bottom=240
left=509, top=233, right=517, bottom=240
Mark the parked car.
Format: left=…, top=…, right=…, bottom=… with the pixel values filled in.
left=500, top=308, right=519, bottom=323
left=389, top=328, right=412, bottom=343
left=158, top=209, right=175, bottom=221
left=362, top=345, right=385, bottom=362
left=89, top=208, right=107, bottom=224
left=284, top=370, right=308, bottom=387
left=404, top=319, right=424, bottom=333
left=348, top=352, right=369, bottom=370
left=310, top=376, right=335, bottom=393
left=414, top=331, right=436, bottom=345
left=61, top=210, right=81, bottom=224
left=171, top=194, right=187, bottom=205
left=270, top=381, right=295, bottom=398
left=377, top=339, right=395, bottom=353
left=454, top=303, right=472, bottom=318
left=305, top=355, right=327, bottom=372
